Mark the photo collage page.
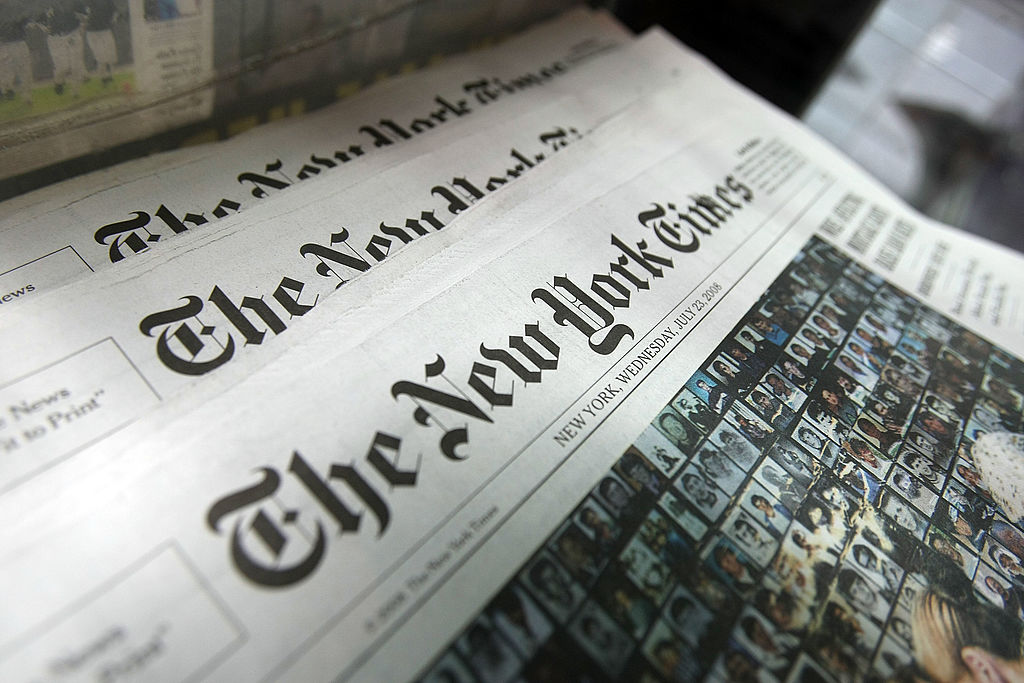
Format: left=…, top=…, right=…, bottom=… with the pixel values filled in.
left=420, top=236, right=1024, bottom=683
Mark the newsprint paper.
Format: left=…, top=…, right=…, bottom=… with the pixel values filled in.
left=4, top=21, right=1024, bottom=683
left=0, top=8, right=631, bottom=306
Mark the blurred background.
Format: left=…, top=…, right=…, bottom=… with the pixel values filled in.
left=1, top=0, right=1021, bottom=251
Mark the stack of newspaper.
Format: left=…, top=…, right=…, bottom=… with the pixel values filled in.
left=3, top=8, right=1024, bottom=682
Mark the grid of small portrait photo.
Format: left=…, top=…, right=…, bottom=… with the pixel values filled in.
left=418, top=237, right=1024, bottom=683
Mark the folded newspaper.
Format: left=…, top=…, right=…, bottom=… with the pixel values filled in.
left=3, top=10, right=1024, bottom=683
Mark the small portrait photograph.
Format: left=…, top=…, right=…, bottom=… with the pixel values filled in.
left=804, top=630, right=864, bottom=679
left=941, top=478, right=990, bottom=524
left=420, top=650, right=475, bottom=683
left=567, top=601, right=634, bottom=677
left=858, top=310, right=901, bottom=344
left=896, top=446, right=944, bottom=491
left=880, top=490, right=928, bottom=540
left=723, top=340, right=770, bottom=377
left=974, top=561, right=1024, bottom=615
left=794, top=419, right=839, bottom=467
left=662, top=585, right=715, bottom=646
left=818, top=598, right=884, bottom=656
left=753, top=578, right=813, bottom=633
left=775, top=353, right=813, bottom=389
left=725, top=401, right=775, bottom=448
left=812, top=380, right=860, bottom=426
left=709, top=421, right=760, bottom=470
left=675, top=465, right=729, bottom=522
left=834, top=457, right=883, bottom=503
left=786, top=339, right=833, bottom=374
left=848, top=539, right=903, bottom=596
left=834, top=566, right=892, bottom=624
left=990, top=519, right=1024, bottom=562
left=843, top=338, right=884, bottom=374
left=456, top=614, right=523, bottom=682
left=746, top=312, right=790, bottom=347
left=573, top=496, right=619, bottom=551
left=614, top=448, right=664, bottom=496
left=746, top=385, right=796, bottom=430
left=885, top=353, right=931, bottom=389
left=913, top=409, right=960, bottom=446
left=804, top=400, right=850, bottom=443
left=592, top=570, right=658, bottom=638
left=922, top=391, right=967, bottom=424
left=707, top=354, right=755, bottom=391
left=591, top=472, right=638, bottom=521
left=670, top=387, right=718, bottom=434
left=549, top=522, right=603, bottom=582
left=969, top=401, right=1012, bottom=432
left=651, top=407, right=701, bottom=458
left=632, top=425, right=686, bottom=479
left=862, top=395, right=912, bottom=433
left=851, top=324, right=894, bottom=359
left=930, top=377, right=974, bottom=413
left=894, top=335, right=936, bottom=371
left=932, top=499, right=986, bottom=550
left=986, top=537, right=1024, bottom=582
left=812, top=476, right=860, bottom=524
left=887, top=465, right=938, bottom=515
left=487, top=585, right=553, bottom=660
left=776, top=520, right=832, bottom=567
left=619, top=537, right=673, bottom=603
left=643, top=619, right=704, bottom=682
left=731, top=607, right=801, bottom=673
left=871, top=381, right=917, bottom=417
left=735, top=325, right=781, bottom=359
left=795, top=496, right=849, bottom=552
left=905, top=428, right=954, bottom=469
left=925, top=526, right=978, bottom=576
left=740, top=480, right=792, bottom=536
left=840, top=435, right=892, bottom=479
left=853, top=415, right=902, bottom=457
left=879, top=364, right=925, bottom=397
left=934, top=345, right=979, bottom=378
left=685, top=370, right=733, bottom=414
left=960, top=417, right=991, bottom=447
left=797, top=324, right=834, bottom=351
left=872, top=634, right=914, bottom=678
left=835, top=351, right=880, bottom=389
left=950, top=327, right=992, bottom=361
left=658, top=489, right=710, bottom=543
left=753, top=458, right=806, bottom=513
left=704, top=535, right=758, bottom=594
left=769, top=438, right=816, bottom=488
left=637, top=508, right=694, bottom=571
left=724, top=508, right=779, bottom=567
left=762, top=370, right=808, bottom=410
left=809, top=311, right=847, bottom=344
left=951, top=457, right=993, bottom=499
left=978, top=374, right=1019, bottom=411
left=690, top=443, right=746, bottom=494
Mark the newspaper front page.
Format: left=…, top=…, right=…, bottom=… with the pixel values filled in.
left=0, top=8, right=631, bottom=307
left=0, top=29, right=721, bottom=503
left=3, top=32, right=1024, bottom=681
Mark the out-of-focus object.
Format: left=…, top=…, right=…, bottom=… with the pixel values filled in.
left=973, top=431, right=1024, bottom=523
left=804, top=0, right=1024, bottom=252
left=0, top=0, right=576, bottom=195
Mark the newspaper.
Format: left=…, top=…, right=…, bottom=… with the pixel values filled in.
left=0, top=0, right=578, bottom=183
left=3, top=24, right=1024, bottom=680
left=0, top=7, right=631, bottom=305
